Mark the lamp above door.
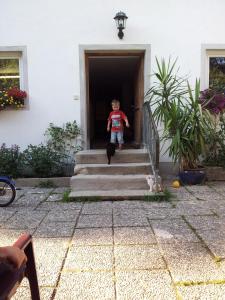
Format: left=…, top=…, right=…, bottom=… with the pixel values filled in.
left=114, top=11, right=128, bottom=39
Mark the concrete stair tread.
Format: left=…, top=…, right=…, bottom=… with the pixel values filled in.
left=75, top=148, right=149, bottom=164
left=74, top=163, right=151, bottom=175
left=69, top=189, right=150, bottom=200
left=75, top=162, right=151, bottom=167
left=77, top=149, right=147, bottom=155
left=71, top=174, right=149, bottom=179
left=72, top=148, right=151, bottom=197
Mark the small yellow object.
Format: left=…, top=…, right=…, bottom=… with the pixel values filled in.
left=172, top=180, right=180, bottom=188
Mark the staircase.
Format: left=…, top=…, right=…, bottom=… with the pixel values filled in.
left=69, top=149, right=151, bottom=200
left=69, top=102, right=160, bottom=200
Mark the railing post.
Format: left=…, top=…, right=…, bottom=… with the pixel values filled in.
left=143, top=101, right=160, bottom=178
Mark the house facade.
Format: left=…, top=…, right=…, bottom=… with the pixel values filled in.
left=0, top=0, right=225, bottom=163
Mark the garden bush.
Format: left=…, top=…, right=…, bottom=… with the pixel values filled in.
left=203, top=114, right=225, bottom=168
left=0, top=143, right=23, bottom=177
left=0, top=120, right=81, bottom=178
left=22, top=144, right=63, bottom=178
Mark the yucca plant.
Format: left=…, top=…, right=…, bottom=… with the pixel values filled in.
left=146, top=58, right=213, bottom=171
left=163, top=80, right=211, bottom=170
left=145, top=57, right=188, bottom=126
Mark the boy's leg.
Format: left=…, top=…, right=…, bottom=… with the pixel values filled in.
left=110, top=131, right=116, bottom=144
left=117, top=131, right=124, bottom=150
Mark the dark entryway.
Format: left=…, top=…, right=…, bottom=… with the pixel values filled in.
left=85, top=51, right=144, bottom=149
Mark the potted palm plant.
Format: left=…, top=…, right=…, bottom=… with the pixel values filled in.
left=146, top=58, right=212, bottom=184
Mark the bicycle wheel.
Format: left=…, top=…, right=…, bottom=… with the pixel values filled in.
left=0, top=180, right=16, bottom=207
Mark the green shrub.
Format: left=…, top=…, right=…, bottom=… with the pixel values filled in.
left=0, top=143, right=23, bottom=177
left=62, top=189, right=71, bottom=202
left=204, top=114, right=225, bottom=168
left=45, top=121, right=81, bottom=164
left=23, top=144, right=63, bottom=177
left=144, top=188, right=175, bottom=202
left=0, top=120, right=81, bottom=178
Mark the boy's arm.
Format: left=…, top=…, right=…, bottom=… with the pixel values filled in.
left=122, top=112, right=129, bottom=127
left=107, top=120, right=111, bottom=132
left=107, top=113, right=111, bottom=132
left=125, top=117, right=129, bottom=127
left=121, top=111, right=129, bottom=127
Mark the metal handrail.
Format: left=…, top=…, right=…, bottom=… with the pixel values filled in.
left=143, top=101, right=160, bottom=179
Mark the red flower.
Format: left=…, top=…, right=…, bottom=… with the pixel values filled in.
left=7, top=87, right=27, bottom=100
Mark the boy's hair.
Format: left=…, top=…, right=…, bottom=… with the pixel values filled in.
left=111, top=99, right=120, bottom=106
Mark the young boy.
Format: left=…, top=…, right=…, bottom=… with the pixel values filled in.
left=107, top=99, right=129, bottom=150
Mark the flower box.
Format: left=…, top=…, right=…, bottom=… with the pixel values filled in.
left=0, top=87, right=27, bottom=110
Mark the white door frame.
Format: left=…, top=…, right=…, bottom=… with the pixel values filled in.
left=79, top=44, right=151, bottom=149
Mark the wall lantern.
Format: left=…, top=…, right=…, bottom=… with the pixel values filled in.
left=114, top=11, right=128, bottom=39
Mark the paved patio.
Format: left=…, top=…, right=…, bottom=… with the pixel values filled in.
left=1, top=182, right=225, bottom=299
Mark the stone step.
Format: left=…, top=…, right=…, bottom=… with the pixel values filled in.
left=70, top=174, right=149, bottom=191
left=74, top=162, right=151, bottom=175
left=75, top=149, right=148, bottom=164
left=69, top=189, right=150, bottom=200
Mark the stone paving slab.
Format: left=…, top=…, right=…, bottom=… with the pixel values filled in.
left=168, top=187, right=198, bottom=201
left=34, top=221, right=75, bottom=238
left=82, top=201, right=113, bottom=215
left=213, top=188, right=225, bottom=195
left=115, top=270, right=177, bottom=300
left=0, top=209, right=16, bottom=222
left=145, top=208, right=181, bottom=219
left=185, top=215, right=225, bottom=231
left=76, top=214, right=112, bottom=228
left=11, top=193, right=47, bottom=209
left=32, top=238, right=69, bottom=286
left=113, top=213, right=149, bottom=227
left=35, top=201, right=83, bottom=211
left=26, top=188, right=54, bottom=194
left=72, top=228, right=113, bottom=246
left=12, top=286, right=54, bottom=300
left=114, top=245, right=166, bottom=270
left=185, top=185, right=215, bottom=193
left=141, top=201, right=173, bottom=209
left=114, top=226, right=156, bottom=245
left=171, top=192, right=197, bottom=201
left=112, top=200, right=143, bottom=209
left=46, top=193, right=64, bottom=202
left=55, top=272, right=115, bottom=300
left=160, top=242, right=225, bottom=282
left=113, top=207, right=145, bottom=216
left=150, top=218, right=200, bottom=243
left=206, top=241, right=225, bottom=258
left=193, top=192, right=225, bottom=201
left=0, top=228, right=36, bottom=246
left=64, top=245, right=114, bottom=271
left=44, top=209, right=80, bottom=222
left=197, top=229, right=225, bottom=243
left=2, top=210, right=47, bottom=229
left=177, top=284, right=225, bottom=300
left=211, top=206, right=225, bottom=217
left=173, top=200, right=215, bottom=216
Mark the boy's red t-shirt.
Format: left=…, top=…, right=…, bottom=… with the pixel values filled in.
left=108, top=110, right=127, bottom=132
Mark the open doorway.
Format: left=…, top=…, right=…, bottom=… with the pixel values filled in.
left=84, top=51, right=145, bottom=149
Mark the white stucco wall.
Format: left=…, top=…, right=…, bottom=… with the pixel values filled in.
left=0, top=0, right=225, bottom=161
